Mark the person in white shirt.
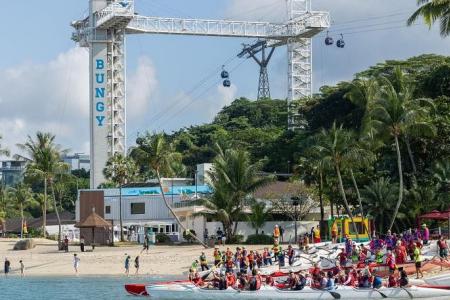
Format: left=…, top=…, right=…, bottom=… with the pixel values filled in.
left=73, top=254, right=80, bottom=274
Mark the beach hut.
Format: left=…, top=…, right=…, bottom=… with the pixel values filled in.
left=75, top=208, right=111, bottom=249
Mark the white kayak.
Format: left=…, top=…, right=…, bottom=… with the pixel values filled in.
left=126, top=283, right=450, bottom=299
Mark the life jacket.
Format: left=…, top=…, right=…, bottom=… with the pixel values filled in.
left=376, top=252, right=384, bottom=264
left=314, top=229, right=320, bottom=239
left=272, top=245, right=279, bottom=254
left=200, top=255, right=207, bottom=264
left=288, top=248, right=294, bottom=257
left=274, top=228, right=280, bottom=238
left=214, top=250, right=222, bottom=261
left=438, top=240, right=448, bottom=249
left=226, top=259, right=234, bottom=268
left=249, top=275, right=261, bottom=291
left=248, top=253, right=255, bottom=263
left=226, top=274, right=236, bottom=287
left=388, top=275, right=397, bottom=287
left=226, top=250, right=233, bottom=259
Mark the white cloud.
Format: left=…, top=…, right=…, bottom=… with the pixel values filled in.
left=0, top=48, right=159, bottom=157
left=127, top=56, right=158, bottom=118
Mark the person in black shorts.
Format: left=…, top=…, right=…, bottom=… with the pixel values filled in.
left=4, top=258, right=11, bottom=277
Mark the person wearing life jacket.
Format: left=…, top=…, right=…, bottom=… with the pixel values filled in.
left=313, top=225, right=321, bottom=244
left=388, top=273, right=397, bottom=288
left=414, top=243, right=424, bottom=279
left=239, top=253, right=249, bottom=274
left=385, top=230, right=395, bottom=251
left=375, top=248, right=384, bottom=265
left=325, top=271, right=335, bottom=290
left=199, top=252, right=209, bottom=271
left=272, top=241, right=280, bottom=262
left=437, top=235, right=449, bottom=270
left=273, top=225, right=280, bottom=243
left=248, top=250, right=256, bottom=271
left=192, top=271, right=204, bottom=287
left=351, top=244, right=360, bottom=263
left=343, top=269, right=355, bottom=286
left=338, top=248, right=348, bottom=267
left=242, top=246, right=248, bottom=258
left=398, top=269, right=409, bottom=287
left=262, top=247, right=272, bottom=266
left=234, top=247, right=241, bottom=270
left=407, top=239, right=416, bottom=261
left=422, top=224, right=430, bottom=245
left=345, top=236, right=353, bottom=257
left=310, top=262, right=321, bottom=282
left=395, top=240, right=407, bottom=264
left=225, top=257, right=235, bottom=273
left=226, top=271, right=236, bottom=288
left=372, top=270, right=383, bottom=289
left=218, top=272, right=228, bottom=290
left=287, top=245, right=295, bottom=266
left=255, top=251, right=263, bottom=268
left=266, top=275, right=275, bottom=286
left=331, top=221, right=338, bottom=244
left=287, top=270, right=305, bottom=290
left=386, top=251, right=396, bottom=274
left=277, top=247, right=285, bottom=268
left=248, top=269, right=262, bottom=291
left=237, top=272, right=248, bottom=290
left=213, top=247, right=222, bottom=267
left=225, top=247, right=233, bottom=260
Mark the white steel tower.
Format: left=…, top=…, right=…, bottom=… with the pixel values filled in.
left=72, top=0, right=329, bottom=188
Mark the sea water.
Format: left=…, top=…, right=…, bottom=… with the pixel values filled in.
left=0, top=275, right=179, bottom=300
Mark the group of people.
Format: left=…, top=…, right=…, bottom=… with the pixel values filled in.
left=3, top=258, right=25, bottom=277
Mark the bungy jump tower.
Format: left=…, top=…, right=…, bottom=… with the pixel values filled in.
left=71, top=0, right=330, bottom=188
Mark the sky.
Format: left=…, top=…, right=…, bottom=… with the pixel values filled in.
left=0, top=0, right=449, bottom=157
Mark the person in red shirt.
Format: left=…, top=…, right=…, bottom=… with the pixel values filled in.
left=338, top=249, right=348, bottom=267
left=310, top=262, right=321, bottom=282
left=225, top=248, right=233, bottom=260
left=395, top=241, right=407, bottom=264
left=388, top=273, right=397, bottom=287
left=386, top=251, right=396, bottom=274
left=226, top=271, right=236, bottom=287
left=343, top=269, right=355, bottom=286
left=248, top=250, right=256, bottom=271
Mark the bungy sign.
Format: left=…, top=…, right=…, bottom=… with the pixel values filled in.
left=94, top=58, right=106, bottom=127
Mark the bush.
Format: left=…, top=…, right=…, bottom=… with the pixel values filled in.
left=226, top=235, right=244, bottom=244
left=246, top=234, right=273, bottom=245
left=156, top=233, right=172, bottom=244
left=183, top=230, right=197, bottom=243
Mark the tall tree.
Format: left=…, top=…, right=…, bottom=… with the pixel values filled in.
left=0, top=185, right=13, bottom=236
left=131, top=133, right=208, bottom=247
left=370, top=71, right=436, bottom=231
left=16, top=132, right=68, bottom=241
left=103, top=152, right=137, bottom=242
left=208, top=147, right=275, bottom=238
left=248, top=200, right=270, bottom=235
left=408, top=0, right=450, bottom=37
left=11, top=183, right=33, bottom=238
left=311, top=122, right=361, bottom=239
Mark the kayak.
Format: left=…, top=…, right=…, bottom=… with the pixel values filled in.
left=125, top=283, right=450, bottom=299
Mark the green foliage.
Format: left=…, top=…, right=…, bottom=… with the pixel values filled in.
left=248, top=200, right=271, bottom=235
left=226, top=235, right=244, bottom=244
left=183, top=230, right=197, bottom=243
left=156, top=233, right=172, bottom=244
left=246, top=234, right=273, bottom=245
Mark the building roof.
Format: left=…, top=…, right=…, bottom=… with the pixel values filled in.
left=253, top=181, right=301, bottom=199
left=3, top=211, right=76, bottom=233
left=75, top=210, right=111, bottom=228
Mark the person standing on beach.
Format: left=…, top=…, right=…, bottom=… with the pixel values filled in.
left=19, top=260, right=24, bottom=277
left=73, top=254, right=80, bottom=274
left=134, top=256, right=140, bottom=275
left=141, top=235, right=149, bottom=254
left=125, top=255, right=131, bottom=277
left=64, top=236, right=69, bottom=252
left=4, top=258, right=11, bottom=277
left=80, top=236, right=85, bottom=252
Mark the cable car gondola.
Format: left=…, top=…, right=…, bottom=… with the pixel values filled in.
left=223, top=79, right=231, bottom=87
left=221, top=65, right=229, bottom=79
left=324, top=31, right=334, bottom=46
left=337, top=34, right=345, bottom=48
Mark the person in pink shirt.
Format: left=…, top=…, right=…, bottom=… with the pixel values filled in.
left=422, top=224, right=430, bottom=245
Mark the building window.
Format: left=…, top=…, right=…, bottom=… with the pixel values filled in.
left=166, top=225, right=171, bottom=233
left=131, top=203, right=145, bottom=215
left=105, top=205, right=111, bottom=214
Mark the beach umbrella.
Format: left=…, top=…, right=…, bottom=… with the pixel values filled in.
left=75, top=208, right=111, bottom=246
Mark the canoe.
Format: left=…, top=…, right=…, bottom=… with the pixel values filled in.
left=125, top=283, right=450, bottom=299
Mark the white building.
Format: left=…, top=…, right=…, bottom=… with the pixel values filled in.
left=62, top=153, right=90, bottom=171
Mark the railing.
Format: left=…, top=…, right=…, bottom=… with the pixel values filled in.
left=95, top=0, right=135, bottom=28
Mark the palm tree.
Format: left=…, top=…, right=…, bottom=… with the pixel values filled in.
left=0, top=185, right=13, bottom=236
left=103, top=152, right=137, bottom=242
left=370, top=71, right=436, bottom=231
left=408, top=0, right=450, bottom=37
left=248, top=200, right=270, bottom=235
left=131, top=133, right=208, bottom=247
left=16, top=132, right=68, bottom=240
left=0, top=134, right=10, bottom=157
left=208, top=147, right=275, bottom=238
left=311, top=122, right=361, bottom=239
left=361, top=177, right=399, bottom=234
left=11, top=183, right=33, bottom=238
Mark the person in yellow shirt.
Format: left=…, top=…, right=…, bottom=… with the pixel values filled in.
left=414, top=244, right=423, bottom=279
left=331, top=222, right=338, bottom=244
left=313, top=225, right=321, bottom=244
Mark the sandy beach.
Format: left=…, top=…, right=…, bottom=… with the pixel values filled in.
left=0, top=238, right=269, bottom=277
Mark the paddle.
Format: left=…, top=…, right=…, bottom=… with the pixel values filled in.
left=400, top=287, right=414, bottom=299
left=328, top=290, right=341, bottom=299
left=373, top=289, right=388, bottom=298
left=201, top=261, right=223, bottom=281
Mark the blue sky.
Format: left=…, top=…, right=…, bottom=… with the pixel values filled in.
left=0, top=0, right=449, bottom=156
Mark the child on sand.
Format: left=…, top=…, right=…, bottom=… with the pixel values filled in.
left=134, top=256, right=140, bottom=275
left=125, top=255, right=131, bottom=277
left=73, top=254, right=80, bottom=274
left=20, top=260, right=24, bottom=277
